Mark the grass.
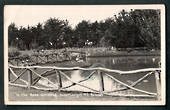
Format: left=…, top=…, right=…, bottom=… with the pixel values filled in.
left=9, top=86, right=156, bottom=101
left=8, top=47, right=21, bottom=57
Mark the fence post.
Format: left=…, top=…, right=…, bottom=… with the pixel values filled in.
left=97, top=70, right=104, bottom=92
left=27, top=69, right=33, bottom=89
left=155, top=71, right=161, bottom=100
left=8, top=69, right=11, bottom=82
left=56, top=70, right=62, bottom=89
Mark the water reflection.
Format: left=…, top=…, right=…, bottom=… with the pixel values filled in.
left=87, top=56, right=160, bottom=70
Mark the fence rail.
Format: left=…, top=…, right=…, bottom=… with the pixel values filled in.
left=8, top=64, right=161, bottom=99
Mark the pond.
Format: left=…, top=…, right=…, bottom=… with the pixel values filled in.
left=38, top=56, right=160, bottom=97
left=86, top=56, right=160, bottom=70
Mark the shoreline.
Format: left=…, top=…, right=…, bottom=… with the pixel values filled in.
left=87, top=54, right=160, bottom=57
left=87, top=51, right=160, bottom=57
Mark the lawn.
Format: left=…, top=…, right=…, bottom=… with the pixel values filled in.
left=9, top=86, right=156, bottom=101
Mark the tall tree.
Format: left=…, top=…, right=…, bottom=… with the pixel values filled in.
left=30, top=23, right=43, bottom=49
left=43, top=18, right=69, bottom=49
left=18, top=26, right=33, bottom=50
left=74, top=20, right=91, bottom=47
left=113, top=10, right=141, bottom=48
left=8, top=23, right=19, bottom=47
left=130, top=9, right=160, bottom=49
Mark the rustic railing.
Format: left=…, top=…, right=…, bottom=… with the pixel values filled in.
left=8, top=64, right=161, bottom=99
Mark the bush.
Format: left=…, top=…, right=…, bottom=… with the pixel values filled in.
left=8, top=47, right=21, bottom=57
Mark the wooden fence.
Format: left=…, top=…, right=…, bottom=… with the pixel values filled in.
left=8, top=64, right=161, bottom=99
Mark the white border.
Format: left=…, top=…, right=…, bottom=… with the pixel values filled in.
left=4, top=5, right=166, bottom=105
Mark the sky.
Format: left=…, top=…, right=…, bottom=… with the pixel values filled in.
left=4, top=5, right=163, bottom=28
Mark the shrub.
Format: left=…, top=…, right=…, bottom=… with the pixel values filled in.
left=8, top=47, right=21, bottom=57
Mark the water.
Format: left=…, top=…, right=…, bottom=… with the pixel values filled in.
left=38, top=56, right=160, bottom=96
left=86, top=56, right=160, bottom=70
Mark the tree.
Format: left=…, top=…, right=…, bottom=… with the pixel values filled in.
left=8, top=9, right=160, bottom=50
left=8, top=23, right=19, bottom=47
left=74, top=20, right=91, bottom=47
left=61, top=26, right=73, bottom=47
left=112, top=10, right=141, bottom=48
left=17, top=26, right=34, bottom=50
left=43, top=18, right=70, bottom=49
left=89, top=21, right=102, bottom=47
left=30, top=23, right=43, bottom=49
left=99, top=18, right=117, bottom=47
left=130, top=9, right=160, bottom=49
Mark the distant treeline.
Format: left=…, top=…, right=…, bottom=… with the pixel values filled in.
left=8, top=9, right=160, bottom=50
